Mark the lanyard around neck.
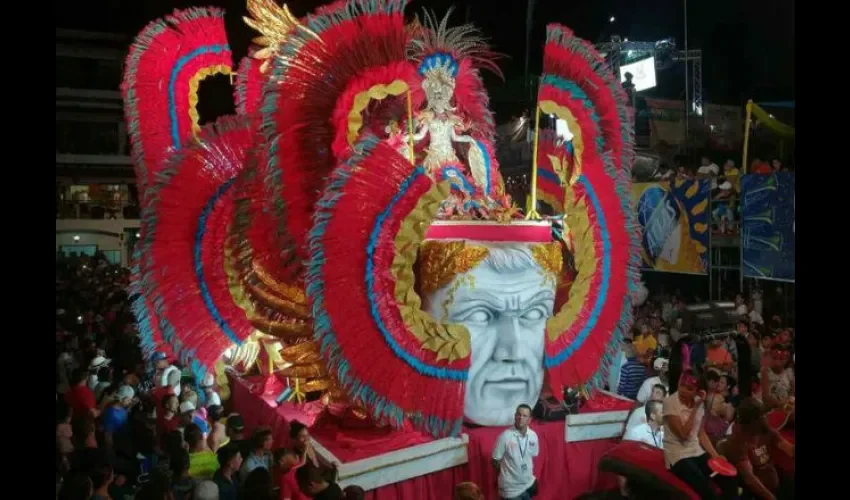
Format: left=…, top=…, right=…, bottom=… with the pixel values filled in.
left=515, top=433, right=529, bottom=460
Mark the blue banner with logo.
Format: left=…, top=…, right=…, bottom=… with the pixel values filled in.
left=741, top=173, right=795, bottom=282
left=633, top=180, right=710, bottom=274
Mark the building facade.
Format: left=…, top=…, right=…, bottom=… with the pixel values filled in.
left=56, top=29, right=141, bottom=265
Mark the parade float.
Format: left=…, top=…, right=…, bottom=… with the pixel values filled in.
left=122, top=0, right=640, bottom=496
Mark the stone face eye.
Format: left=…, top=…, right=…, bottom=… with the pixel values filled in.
left=522, top=308, right=545, bottom=321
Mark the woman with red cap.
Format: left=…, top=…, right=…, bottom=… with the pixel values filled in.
left=662, top=369, right=737, bottom=499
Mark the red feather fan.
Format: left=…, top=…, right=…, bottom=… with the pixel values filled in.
left=307, top=136, right=468, bottom=437
left=234, top=54, right=265, bottom=116
left=122, top=7, right=233, bottom=203
left=259, top=0, right=412, bottom=268
left=133, top=116, right=254, bottom=380
left=536, top=24, right=640, bottom=398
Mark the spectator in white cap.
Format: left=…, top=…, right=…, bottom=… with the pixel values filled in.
left=200, top=373, right=221, bottom=408
left=155, top=353, right=182, bottom=397
left=636, top=357, right=670, bottom=404
left=87, top=355, right=111, bottom=390
left=193, top=480, right=219, bottom=500
left=93, top=366, right=113, bottom=403
left=180, top=400, right=211, bottom=436
left=102, top=385, right=136, bottom=447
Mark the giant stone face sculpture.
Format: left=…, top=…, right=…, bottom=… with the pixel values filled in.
left=422, top=243, right=556, bottom=426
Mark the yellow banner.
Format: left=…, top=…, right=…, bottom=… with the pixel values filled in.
left=749, top=102, right=795, bottom=139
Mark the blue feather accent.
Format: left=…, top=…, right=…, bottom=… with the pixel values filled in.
left=538, top=167, right=562, bottom=186
left=440, top=167, right=475, bottom=194
left=418, top=52, right=459, bottom=77
left=473, top=139, right=492, bottom=195
left=193, top=177, right=241, bottom=344
left=306, top=136, right=464, bottom=437
left=544, top=174, right=611, bottom=368
left=168, top=44, right=229, bottom=149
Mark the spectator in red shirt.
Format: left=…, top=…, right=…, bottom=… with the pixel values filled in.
left=65, top=368, right=99, bottom=419
left=289, top=421, right=319, bottom=467
left=276, top=448, right=308, bottom=500
left=158, top=394, right=181, bottom=441
left=750, top=157, right=772, bottom=175
left=722, top=398, right=794, bottom=500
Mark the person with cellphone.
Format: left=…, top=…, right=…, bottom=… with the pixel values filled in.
left=662, top=370, right=737, bottom=499
left=492, top=404, right=539, bottom=500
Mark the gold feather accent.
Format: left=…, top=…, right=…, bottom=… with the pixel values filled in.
left=280, top=364, right=327, bottom=379
left=280, top=342, right=321, bottom=363
left=242, top=0, right=320, bottom=73
left=249, top=316, right=311, bottom=339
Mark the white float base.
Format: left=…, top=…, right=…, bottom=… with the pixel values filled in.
left=310, top=433, right=469, bottom=491
left=565, top=390, right=635, bottom=442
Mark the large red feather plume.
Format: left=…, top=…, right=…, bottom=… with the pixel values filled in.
left=259, top=0, right=413, bottom=269
left=122, top=7, right=234, bottom=203
left=133, top=116, right=255, bottom=381
left=234, top=54, right=265, bottom=116
left=306, top=136, right=468, bottom=437
left=535, top=24, right=641, bottom=398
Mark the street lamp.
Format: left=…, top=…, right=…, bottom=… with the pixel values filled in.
left=609, top=16, right=616, bottom=23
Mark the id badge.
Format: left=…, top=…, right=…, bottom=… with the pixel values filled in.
left=521, top=463, right=528, bottom=472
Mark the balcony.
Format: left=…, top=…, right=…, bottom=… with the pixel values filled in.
left=57, top=198, right=139, bottom=221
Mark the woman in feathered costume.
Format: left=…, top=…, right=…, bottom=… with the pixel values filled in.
left=121, top=0, right=639, bottom=437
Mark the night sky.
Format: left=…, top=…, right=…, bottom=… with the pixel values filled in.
left=56, top=0, right=793, bottom=117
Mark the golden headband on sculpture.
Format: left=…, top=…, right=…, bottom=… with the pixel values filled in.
left=417, top=239, right=564, bottom=296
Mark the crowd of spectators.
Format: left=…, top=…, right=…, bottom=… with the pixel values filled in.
left=55, top=253, right=365, bottom=500
left=614, top=285, right=795, bottom=499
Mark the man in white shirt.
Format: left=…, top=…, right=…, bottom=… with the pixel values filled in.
left=747, top=302, right=764, bottom=325
left=734, top=294, right=748, bottom=316
left=492, top=404, right=539, bottom=500
left=697, top=156, right=719, bottom=178
left=623, top=400, right=664, bottom=449
left=625, top=383, right=667, bottom=432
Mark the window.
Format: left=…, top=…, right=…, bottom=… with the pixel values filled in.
left=59, top=245, right=98, bottom=258
left=56, top=56, right=122, bottom=90
left=56, top=120, right=120, bottom=155
left=102, top=250, right=121, bottom=265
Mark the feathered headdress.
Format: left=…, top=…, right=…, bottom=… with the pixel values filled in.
left=408, top=8, right=501, bottom=141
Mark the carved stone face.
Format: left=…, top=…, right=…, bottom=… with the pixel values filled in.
left=422, top=244, right=556, bottom=426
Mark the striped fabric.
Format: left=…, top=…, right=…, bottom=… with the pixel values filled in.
left=617, top=358, right=648, bottom=400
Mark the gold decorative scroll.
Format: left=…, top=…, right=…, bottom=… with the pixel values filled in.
left=347, top=80, right=410, bottom=146
left=539, top=100, right=584, bottom=184
left=189, top=65, right=233, bottom=136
